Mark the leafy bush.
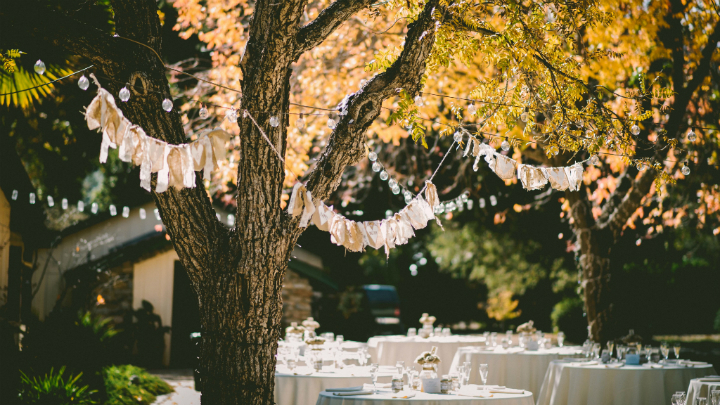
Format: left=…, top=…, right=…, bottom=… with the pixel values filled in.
left=17, top=367, right=97, bottom=405
left=551, top=297, right=587, bottom=344
left=103, top=365, right=173, bottom=405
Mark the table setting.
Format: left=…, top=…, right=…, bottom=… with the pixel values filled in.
left=684, top=376, right=720, bottom=405
left=535, top=334, right=717, bottom=405
left=449, top=322, right=582, bottom=396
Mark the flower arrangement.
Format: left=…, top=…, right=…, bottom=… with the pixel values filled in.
left=305, top=337, right=326, bottom=346
left=419, top=313, right=437, bottom=327
left=302, top=317, right=320, bottom=332
left=516, top=320, right=536, bottom=334
left=285, top=322, right=305, bottom=336
left=415, top=346, right=441, bottom=365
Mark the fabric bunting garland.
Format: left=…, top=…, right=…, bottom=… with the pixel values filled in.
left=287, top=183, right=438, bottom=257
left=84, top=74, right=231, bottom=193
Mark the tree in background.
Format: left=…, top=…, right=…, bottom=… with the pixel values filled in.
left=3, top=0, right=718, bottom=403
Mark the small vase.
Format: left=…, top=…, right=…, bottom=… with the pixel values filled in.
left=419, top=364, right=437, bottom=391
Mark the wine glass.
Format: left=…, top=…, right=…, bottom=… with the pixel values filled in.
left=675, top=391, right=687, bottom=405
left=592, top=343, right=602, bottom=359
left=710, top=390, right=720, bottom=405
left=396, top=360, right=405, bottom=376
left=697, top=397, right=708, bottom=405
left=462, top=361, right=471, bottom=386
left=660, top=342, right=670, bottom=362
left=557, top=332, right=565, bottom=348
left=336, top=335, right=344, bottom=345
left=370, top=364, right=379, bottom=392
left=478, top=364, right=489, bottom=389
left=674, top=343, right=682, bottom=359
left=456, top=365, right=466, bottom=388
left=606, top=341, right=615, bottom=359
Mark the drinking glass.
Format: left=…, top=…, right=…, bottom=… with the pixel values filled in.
left=697, top=397, right=708, bottom=405
left=606, top=341, right=615, bottom=359
left=434, top=327, right=443, bottom=336
left=443, top=327, right=451, bottom=337
left=478, top=364, right=489, bottom=388
left=592, top=343, right=602, bottom=359
left=490, top=332, right=498, bottom=347
left=660, top=342, right=670, bottom=361
left=370, top=364, right=379, bottom=392
left=410, top=370, right=421, bottom=390
left=358, top=347, right=367, bottom=366
left=617, top=346, right=626, bottom=361
left=675, top=391, right=687, bottom=405
left=336, top=335, right=344, bottom=345
left=396, top=361, right=405, bottom=376
left=674, top=344, right=682, bottom=359
left=557, top=332, right=565, bottom=347
left=711, top=390, right=720, bottom=405
left=407, top=328, right=417, bottom=337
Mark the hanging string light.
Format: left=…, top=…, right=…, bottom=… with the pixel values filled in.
left=687, top=130, right=696, bottom=142
left=681, top=162, right=691, bottom=175
left=162, top=98, right=173, bottom=112
left=78, top=75, right=90, bottom=91
left=501, top=138, right=510, bottom=151
left=34, top=60, right=45, bottom=75
left=225, top=107, right=237, bottom=122
left=199, top=105, right=209, bottom=119
left=295, top=114, right=305, bottom=129
left=270, top=115, right=280, bottom=127
left=119, top=86, right=130, bottom=102
left=631, top=124, right=641, bottom=135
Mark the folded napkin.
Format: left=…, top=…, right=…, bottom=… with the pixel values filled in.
left=489, top=388, right=525, bottom=394
left=605, top=363, right=623, bottom=368
left=646, top=364, right=663, bottom=369
left=326, top=386, right=364, bottom=392
left=332, top=391, right=373, bottom=396
left=390, top=391, right=416, bottom=399
left=458, top=390, right=493, bottom=398
left=477, top=385, right=506, bottom=390
left=681, top=360, right=709, bottom=366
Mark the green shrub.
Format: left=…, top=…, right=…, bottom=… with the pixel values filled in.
left=551, top=297, right=588, bottom=344
left=18, top=367, right=97, bottom=405
left=103, top=365, right=173, bottom=405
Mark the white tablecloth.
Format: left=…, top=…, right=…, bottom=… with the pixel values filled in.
left=275, top=366, right=394, bottom=405
left=367, top=335, right=486, bottom=375
left=316, top=385, right=534, bottom=405
left=450, top=347, right=583, bottom=396
left=536, top=360, right=717, bottom=405
left=686, top=376, right=720, bottom=405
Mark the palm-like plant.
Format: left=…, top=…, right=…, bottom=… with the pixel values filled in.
left=0, top=49, right=71, bottom=109
left=18, top=367, right=97, bottom=405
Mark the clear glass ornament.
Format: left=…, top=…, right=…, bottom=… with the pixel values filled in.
left=434, top=203, right=445, bottom=215
left=687, top=130, right=696, bottom=142
left=225, top=107, right=237, bottom=122
left=139, top=208, right=147, bottom=219
left=404, top=195, right=413, bottom=204
left=638, top=162, right=647, bottom=171
left=372, top=162, right=382, bottom=172
left=521, top=111, right=528, bottom=122
left=388, top=179, right=397, bottom=188
left=122, top=206, right=130, bottom=218
left=490, top=195, right=497, bottom=206
left=468, top=104, right=477, bottom=115
left=34, top=60, right=46, bottom=75
left=199, top=106, right=209, bottom=119
left=446, top=201, right=456, bottom=212
left=631, top=124, right=640, bottom=135
left=77, top=201, right=85, bottom=212
left=681, top=164, right=690, bottom=175
left=368, top=151, right=378, bottom=161
left=379, top=170, right=389, bottom=181
left=391, top=185, right=400, bottom=194
left=590, top=155, right=599, bottom=165
left=403, top=190, right=412, bottom=199
left=414, top=95, right=424, bottom=106
left=61, top=198, right=68, bottom=210
left=47, top=196, right=54, bottom=207
left=453, top=131, right=463, bottom=142
left=162, top=98, right=173, bottom=112
left=327, top=117, right=337, bottom=129
left=501, top=140, right=510, bottom=151
left=119, top=86, right=130, bottom=102
left=109, top=205, right=117, bottom=216
left=270, top=115, right=279, bottom=127
left=466, top=199, right=474, bottom=210
left=11, top=190, right=18, bottom=200
left=295, top=115, right=305, bottom=129
left=78, top=75, right=89, bottom=90
left=29, top=193, right=36, bottom=204
left=91, top=202, right=99, bottom=214
left=479, top=198, right=486, bottom=208
left=461, top=193, right=469, bottom=202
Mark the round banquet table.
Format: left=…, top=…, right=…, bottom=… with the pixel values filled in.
left=536, top=360, right=717, bottom=405
left=315, top=385, right=534, bottom=405
left=367, top=335, right=486, bottom=375
left=686, top=375, right=720, bottom=405
left=450, top=346, right=583, bottom=396
left=275, top=365, right=394, bottom=405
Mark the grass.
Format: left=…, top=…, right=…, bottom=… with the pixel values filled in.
left=103, top=365, right=173, bottom=405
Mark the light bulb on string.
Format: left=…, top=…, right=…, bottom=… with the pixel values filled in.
left=453, top=131, right=463, bottom=142
left=388, top=179, right=397, bottom=188
left=199, top=105, right=209, bottom=119
left=631, top=124, right=640, bottom=135
left=91, top=203, right=99, bottom=214
left=520, top=111, right=528, bottom=122
left=501, top=139, right=510, bottom=151
left=78, top=75, right=89, bottom=90
left=434, top=203, right=445, bottom=215
left=11, top=190, right=18, bottom=200
left=404, top=195, right=412, bottom=204
left=269, top=115, right=279, bottom=127
left=590, top=155, right=599, bottom=165
left=490, top=195, right=497, bottom=206
left=295, top=114, right=305, bottom=129
left=414, top=95, right=424, bottom=106
left=379, top=170, right=389, bottom=181
left=327, top=116, right=337, bottom=129
left=681, top=162, right=690, bottom=175
left=139, top=208, right=147, bottom=219
left=61, top=198, right=68, bottom=210
left=29, top=193, right=36, bottom=204
left=403, top=190, right=412, bottom=199
left=34, top=60, right=46, bottom=75
left=468, top=103, right=477, bottom=115
left=446, top=201, right=456, bottom=212
left=687, top=130, right=696, bottom=142
left=119, top=86, right=130, bottom=102
left=225, top=107, right=237, bottom=122
left=154, top=208, right=161, bottom=221
left=122, top=206, right=130, bottom=218
left=461, top=193, right=469, bottom=202
left=77, top=201, right=85, bottom=212
left=47, top=196, right=55, bottom=207
left=479, top=198, right=486, bottom=208
left=391, top=185, right=401, bottom=195
left=368, top=151, right=377, bottom=161
left=162, top=98, right=173, bottom=112
left=372, top=162, right=382, bottom=172
left=109, top=205, right=117, bottom=216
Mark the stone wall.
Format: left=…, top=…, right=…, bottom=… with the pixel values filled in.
left=281, top=269, right=313, bottom=327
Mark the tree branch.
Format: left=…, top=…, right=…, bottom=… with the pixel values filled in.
left=303, top=0, right=439, bottom=203
left=294, top=0, right=375, bottom=57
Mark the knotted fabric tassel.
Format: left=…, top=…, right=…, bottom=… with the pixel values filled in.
left=424, top=180, right=439, bottom=209
left=287, top=183, right=305, bottom=217
left=299, top=189, right=315, bottom=228
left=156, top=144, right=172, bottom=193
left=181, top=145, right=196, bottom=189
